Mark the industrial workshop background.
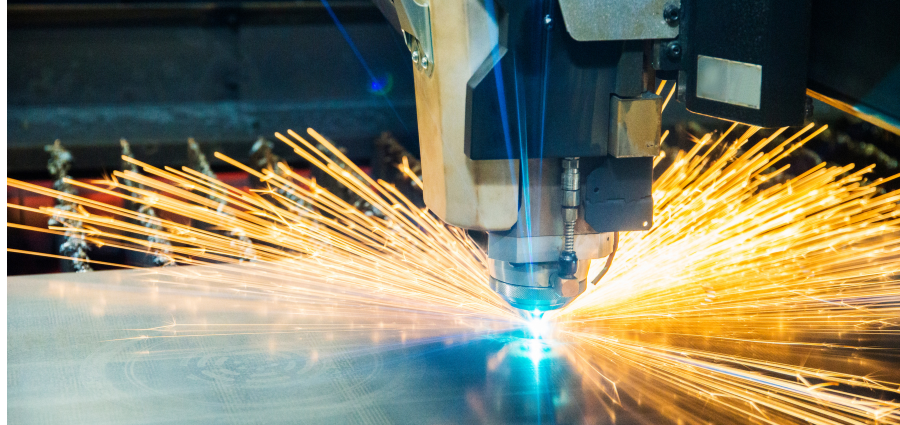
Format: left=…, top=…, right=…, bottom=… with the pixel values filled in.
left=7, top=0, right=900, bottom=275
left=7, top=0, right=427, bottom=274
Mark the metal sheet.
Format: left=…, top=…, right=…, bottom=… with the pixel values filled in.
left=9, top=265, right=899, bottom=424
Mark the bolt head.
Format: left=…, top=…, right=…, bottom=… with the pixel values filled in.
left=411, top=50, right=419, bottom=64
left=558, top=277, right=580, bottom=297
left=666, top=41, right=682, bottom=61
left=421, top=55, right=429, bottom=69
left=663, top=3, right=681, bottom=25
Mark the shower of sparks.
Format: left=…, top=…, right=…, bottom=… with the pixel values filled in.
left=557, top=122, right=900, bottom=424
left=7, top=128, right=517, bottom=325
left=7, top=107, right=900, bottom=422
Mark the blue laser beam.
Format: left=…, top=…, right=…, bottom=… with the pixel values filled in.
left=320, top=0, right=408, bottom=131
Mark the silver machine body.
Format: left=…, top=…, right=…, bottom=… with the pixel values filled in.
left=375, top=0, right=816, bottom=312
left=374, top=0, right=667, bottom=312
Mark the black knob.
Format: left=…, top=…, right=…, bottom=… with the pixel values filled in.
left=558, top=251, right=578, bottom=279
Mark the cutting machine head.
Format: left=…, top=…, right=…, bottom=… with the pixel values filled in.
left=375, top=0, right=814, bottom=312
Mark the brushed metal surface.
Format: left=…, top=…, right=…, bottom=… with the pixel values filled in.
left=10, top=265, right=895, bottom=424
left=558, top=0, right=679, bottom=41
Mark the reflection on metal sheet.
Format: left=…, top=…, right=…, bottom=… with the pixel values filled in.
left=8, top=266, right=900, bottom=424
left=5, top=267, right=606, bottom=424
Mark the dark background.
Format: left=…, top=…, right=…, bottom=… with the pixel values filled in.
left=7, top=0, right=419, bottom=179
left=7, top=0, right=900, bottom=276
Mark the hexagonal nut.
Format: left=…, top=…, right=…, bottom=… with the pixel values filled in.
left=558, top=277, right=581, bottom=297
left=561, top=158, right=580, bottom=169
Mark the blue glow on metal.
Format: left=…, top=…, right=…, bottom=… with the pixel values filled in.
left=523, top=338, right=551, bottom=364
left=524, top=312, right=553, bottom=340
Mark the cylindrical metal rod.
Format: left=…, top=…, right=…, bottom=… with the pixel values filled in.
left=559, top=157, right=580, bottom=278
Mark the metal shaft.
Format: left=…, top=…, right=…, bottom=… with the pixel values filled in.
left=559, top=157, right=580, bottom=278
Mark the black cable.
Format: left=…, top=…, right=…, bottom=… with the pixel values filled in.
left=591, top=232, right=618, bottom=286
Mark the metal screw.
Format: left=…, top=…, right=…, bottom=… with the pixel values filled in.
left=544, top=14, right=552, bottom=26
left=663, top=3, right=680, bottom=25
left=421, top=55, right=429, bottom=70
left=665, top=41, right=682, bottom=61
left=411, top=50, right=419, bottom=64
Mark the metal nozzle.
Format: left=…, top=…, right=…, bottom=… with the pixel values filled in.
left=485, top=158, right=610, bottom=312
left=488, top=259, right=591, bottom=311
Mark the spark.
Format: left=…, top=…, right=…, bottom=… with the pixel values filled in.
left=556, top=120, right=900, bottom=424
left=8, top=127, right=519, bottom=326
left=7, top=114, right=900, bottom=423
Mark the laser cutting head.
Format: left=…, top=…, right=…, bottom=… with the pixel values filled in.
left=372, top=0, right=654, bottom=312
left=370, top=0, right=666, bottom=311
left=375, top=0, right=820, bottom=292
